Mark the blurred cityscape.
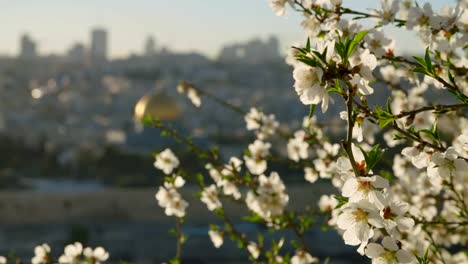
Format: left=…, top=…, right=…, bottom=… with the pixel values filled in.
left=1, top=28, right=325, bottom=190
left=0, top=27, right=367, bottom=263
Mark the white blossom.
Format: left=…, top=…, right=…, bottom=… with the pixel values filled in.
left=373, top=0, right=399, bottom=25
left=337, top=200, right=384, bottom=251
left=287, top=130, right=309, bottom=162
left=177, top=83, right=201, bottom=107
left=83, top=247, right=109, bottom=264
left=293, top=65, right=329, bottom=112
left=32, top=244, right=51, bottom=264
left=155, top=181, right=188, bottom=217
left=244, top=139, right=271, bottom=175
left=154, top=148, right=180, bottom=175
left=269, top=0, right=293, bottom=16
left=365, top=237, right=413, bottom=263
left=406, top=3, right=433, bottom=30
left=291, top=250, right=318, bottom=264
left=58, top=242, right=83, bottom=264
left=365, top=29, right=393, bottom=57
left=245, top=108, right=279, bottom=139
left=208, top=230, right=224, bottom=248
left=201, top=184, right=222, bottom=211
left=318, top=194, right=338, bottom=212
left=380, top=196, right=415, bottom=233
left=247, top=242, right=260, bottom=259
left=342, top=175, right=389, bottom=209
left=246, top=172, right=289, bottom=221
left=304, top=167, right=318, bottom=183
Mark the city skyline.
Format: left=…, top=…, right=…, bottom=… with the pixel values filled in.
left=0, top=0, right=454, bottom=58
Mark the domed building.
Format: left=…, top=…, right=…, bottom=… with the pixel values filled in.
left=126, top=91, right=184, bottom=153
left=134, top=91, right=182, bottom=122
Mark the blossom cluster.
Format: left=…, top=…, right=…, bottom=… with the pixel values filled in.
left=1, top=243, right=109, bottom=264
left=148, top=0, right=467, bottom=263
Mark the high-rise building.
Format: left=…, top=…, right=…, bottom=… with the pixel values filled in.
left=90, top=28, right=108, bottom=64
left=19, top=34, right=37, bottom=59
left=66, top=43, right=86, bottom=64
left=144, top=36, right=157, bottom=56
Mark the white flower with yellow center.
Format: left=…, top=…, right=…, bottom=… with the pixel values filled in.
left=154, top=148, right=180, bottom=175
left=365, top=237, right=413, bottom=263
left=201, top=184, right=222, bottom=211
left=342, top=175, right=389, bottom=209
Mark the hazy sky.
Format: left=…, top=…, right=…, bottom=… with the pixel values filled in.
left=0, top=0, right=453, bottom=58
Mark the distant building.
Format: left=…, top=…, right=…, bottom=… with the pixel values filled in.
left=90, top=28, right=108, bottom=64
left=144, top=36, right=157, bottom=56
left=19, top=34, right=37, bottom=59
left=218, top=36, right=280, bottom=63
left=66, top=43, right=86, bottom=64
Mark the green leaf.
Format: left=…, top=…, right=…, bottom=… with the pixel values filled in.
left=424, top=47, right=434, bottom=74
left=142, top=114, right=154, bottom=126
left=448, top=71, right=455, bottom=84
left=242, top=213, right=264, bottom=223
left=412, top=56, right=426, bottom=68
left=334, top=196, right=349, bottom=209
left=306, top=37, right=311, bottom=52
left=297, top=56, right=320, bottom=67
left=366, top=144, right=385, bottom=171
left=412, top=67, right=428, bottom=75
left=374, top=105, right=395, bottom=128
left=346, top=30, right=368, bottom=60
left=308, top=104, right=317, bottom=119
left=334, top=41, right=346, bottom=60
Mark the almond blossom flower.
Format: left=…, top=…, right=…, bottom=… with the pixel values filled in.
left=83, top=247, right=109, bottom=264
left=177, top=83, right=201, bottom=107
left=287, top=130, right=309, bottom=162
left=453, top=130, right=468, bottom=159
left=337, top=200, right=384, bottom=251
left=269, top=0, right=293, bottom=16
left=58, top=242, right=83, bottom=264
left=293, top=65, right=330, bottom=112
left=406, top=3, right=433, bottom=30
left=154, top=148, right=180, bottom=175
left=365, top=237, right=413, bottom=263
left=32, top=244, right=51, bottom=264
left=155, top=179, right=188, bottom=218
left=342, top=175, right=389, bottom=209
left=291, top=249, right=319, bottom=264
left=313, top=142, right=340, bottom=180
left=247, top=242, right=260, bottom=259
left=208, top=230, right=223, bottom=248
left=304, top=167, right=318, bottom=183
left=0, top=256, right=5, bottom=264
left=335, top=144, right=367, bottom=179
left=380, top=196, right=415, bottom=233
left=373, top=0, right=399, bottom=25
left=349, top=74, right=374, bottom=95
left=340, top=112, right=376, bottom=143
left=217, top=157, right=243, bottom=200
left=246, top=172, right=289, bottom=221
left=244, top=139, right=271, bottom=175
left=401, top=145, right=433, bottom=169
left=428, top=147, right=467, bottom=179
left=349, top=48, right=377, bottom=81
left=187, top=88, right=201, bottom=107
left=201, top=184, right=222, bottom=211
left=318, top=194, right=338, bottom=212
left=244, top=108, right=279, bottom=139
left=364, top=29, right=394, bottom=57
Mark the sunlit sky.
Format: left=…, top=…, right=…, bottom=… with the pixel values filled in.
left=0, top=0, right=453, bottom=58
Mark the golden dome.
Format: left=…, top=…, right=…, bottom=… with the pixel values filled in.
left=134, top=92, right=182, bottom=121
